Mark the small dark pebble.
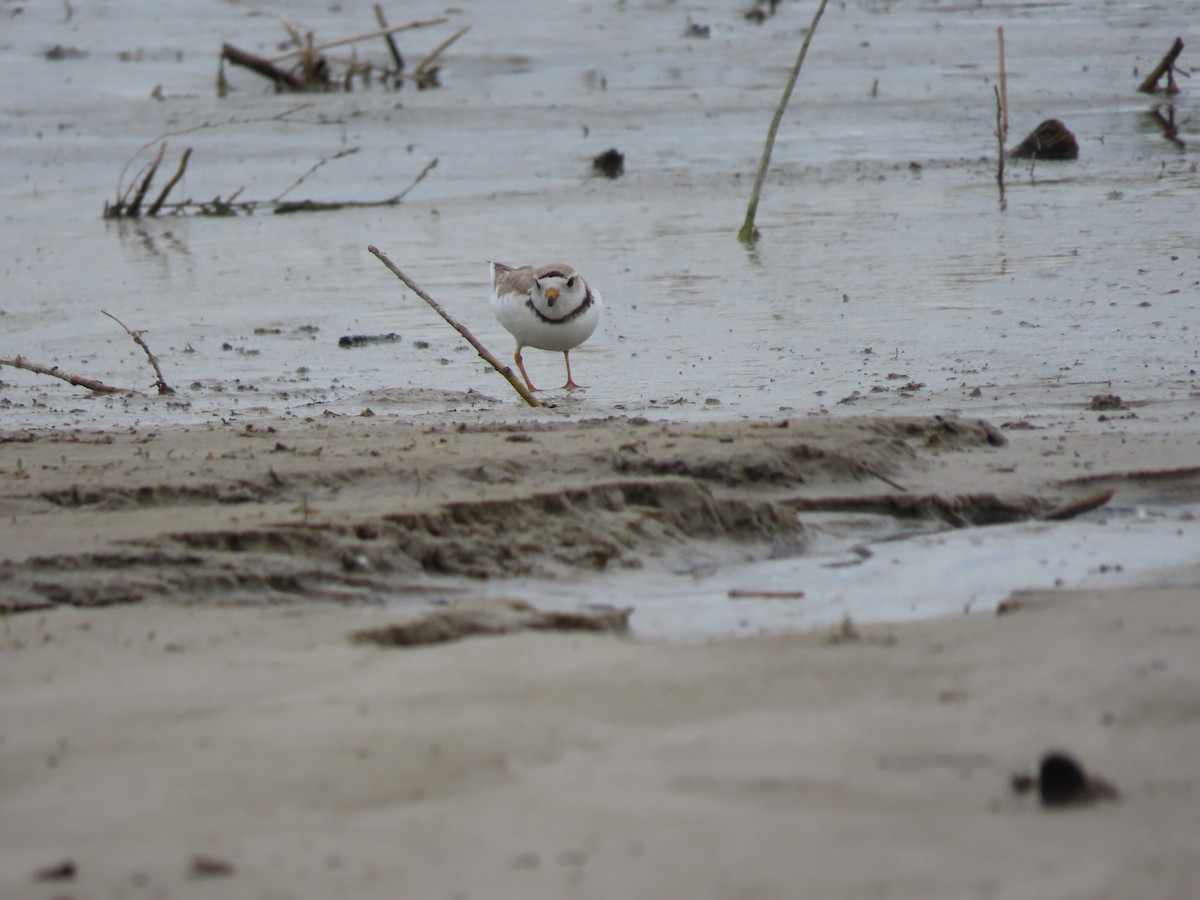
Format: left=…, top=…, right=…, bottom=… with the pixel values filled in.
left=189, top=855, right=235, bottom=879
left=592, top=148, right=624, bottom=178
left=33, top=860, right=76, bottom=882
left=1038, top=751, right=1119, bottom=807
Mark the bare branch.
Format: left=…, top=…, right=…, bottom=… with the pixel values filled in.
left=101, top=309, right=176, bottom=395
left=366, top=246, right=542, bottom=408
left=0, top=355, right=129, bottom=394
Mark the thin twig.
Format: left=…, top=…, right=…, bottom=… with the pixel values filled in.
left=273, top=157, right=437, bottom=213
left=272, top=146, right=360, bottom=201
left=414, top=24, right=471, bottom=77
left=374, top=3, right=405, bottom=77
left=995, top=28, right=1008, bottom=211
left=738, top=0, right=831, bottom=244
left=366, top=246, right=542, bottom=408
left=0, top=355, right=128, bottom=394
left=101, top=309, right=176, bottom=395
left=126, top=141, right=166, bottom=217
left=267, top=18, right=449, bottom=63
left=997, top=26, right=1009, bottom=144
left=395, top=156, right=438, bottom=201
left=146, top=147, right=192, bottom=216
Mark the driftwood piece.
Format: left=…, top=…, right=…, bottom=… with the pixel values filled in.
left=367, top=245, right=543, bottom=408
left=221, top=43, right=306, bottom=91
left=1138, top=37, right=1185, bottom=95
left=101, top=309, right=175, bottom=395
left=1009, top=119, right=1079, bottom=160
left=0, top=355, right=128, bottom=394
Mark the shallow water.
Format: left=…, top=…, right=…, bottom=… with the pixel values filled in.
left=3, top=0, right=1199, bottom=633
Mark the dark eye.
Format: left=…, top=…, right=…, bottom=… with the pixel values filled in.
left=566, top=276, right=576, bottom=288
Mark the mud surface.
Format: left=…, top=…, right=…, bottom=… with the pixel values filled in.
left=0, top=415, right=1005, bottom=612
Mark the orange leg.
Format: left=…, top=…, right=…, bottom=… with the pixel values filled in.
left=562, top=350, right=584, bottom=390
left=514, top=348, right=539, bottom=392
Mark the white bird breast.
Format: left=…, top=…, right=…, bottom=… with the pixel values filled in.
left=492, top=285, right=602, bottom=353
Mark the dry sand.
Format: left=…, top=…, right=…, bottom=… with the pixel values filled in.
left=2, top=414, right=1200, bottom=898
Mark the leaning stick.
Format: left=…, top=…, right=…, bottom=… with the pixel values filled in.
left=146, top=147, right=191, bottom=216
left=366, top=246, right=543, bottom=408
left=414, top=24, right=471, bottom=78
left=125, top=141, right=166, bottom=217
left=737, top=0, right=831, bottom=244
left=995, top=27, right=1008, bottom=211
left=0, top=355, right=128, bottom=394
left=1137, top=37, right=1184, bottom=94
left=267, top=19, right=449, bottom=63
left=102, top=309, right=175, bottom=395
left=373, top=4, right=406, bottom=75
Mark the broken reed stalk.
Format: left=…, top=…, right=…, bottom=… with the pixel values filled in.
left=995, top=27, right=1008, bottom=212
left=373, top=3, right=406, bottom=79
left=1137, top=36, right=1184, bottom=94
left=125, top=141, right=166, bottom=217
left=366, top=246, right=543, bottom=408
left=0, top=355, right=127, bottom=394
left=738, top=0, right=830, bottom=245
left=267, top=18, right=449, bottom=63
left=101, top=309, right=175, bottom=395
left=414, top=24, right=471, bottom=79
left=146, top=146, right=191, bottom=216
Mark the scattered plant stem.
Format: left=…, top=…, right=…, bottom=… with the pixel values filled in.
left=738, top=0, right=830, bottom=245
left=114, top=104, right=314, bottom=204
left=101, top=309, right=175, bottom=395
left=266, top=18, right=449, bottom=63
left=273, top=146, right=361, bottom=201
left=125, top=141, right=166, bottom=217
left=146, top=147, right=192, bottom=216
left=0, top=355, right=128, bottom=394
left=366, top=246, right=543, bottom=408
left=374, top=4, right=406, bottom=84
left=414, top=24, right=471, bottom=84
left=995, top=26, right=1009, bottom=211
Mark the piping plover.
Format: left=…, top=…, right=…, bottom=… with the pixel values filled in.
left=489, top=261, right=602, bottom=392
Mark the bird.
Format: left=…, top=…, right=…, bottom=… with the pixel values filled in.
left=489, top=261, right=602, bottom=392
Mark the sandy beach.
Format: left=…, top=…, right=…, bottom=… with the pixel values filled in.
left=3, top=415, right=1200, bottom=898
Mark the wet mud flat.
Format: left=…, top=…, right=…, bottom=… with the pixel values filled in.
left=3, top=412, right=1198, bottom=640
